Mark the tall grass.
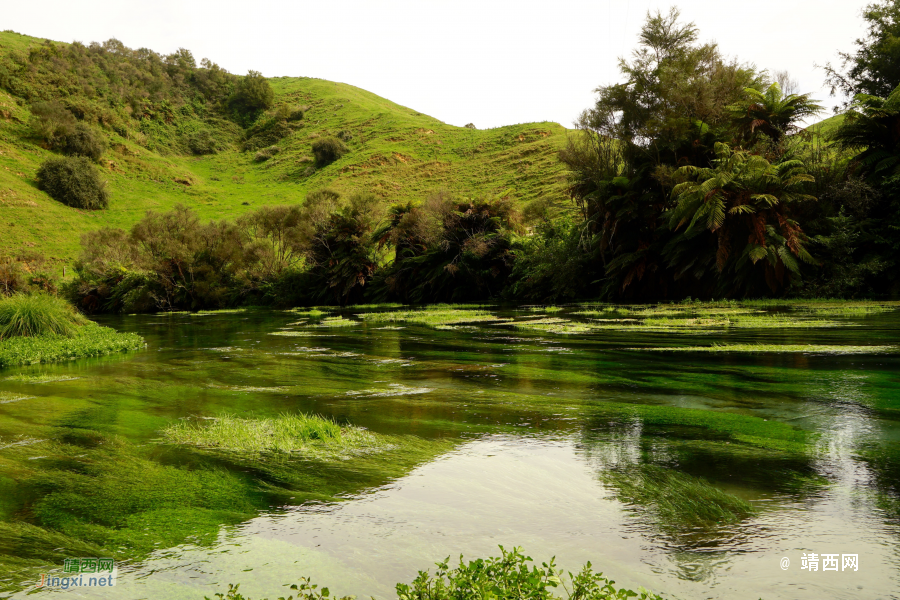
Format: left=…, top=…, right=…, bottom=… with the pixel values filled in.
left=0, top=293, right=86, bottom=339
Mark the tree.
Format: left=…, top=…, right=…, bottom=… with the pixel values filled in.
left=830, top=83, right=900, bottom=178
left=229, top=70, right=274, bottom=118
left=728, top=83, right=823, bottom=145
left=824, top=0, right=900, bottom=102
left=666, top=143, right=817, bottom=295
left=298, top=190, right=384, bottom=305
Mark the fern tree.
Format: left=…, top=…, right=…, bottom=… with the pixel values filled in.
left=831, top=83, right=900, bottom=178
left=666, top=143, right=817, bottom=295
left=728, top=82, right=823, bottom=144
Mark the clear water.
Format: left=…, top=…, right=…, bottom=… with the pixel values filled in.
left=1, top=307, right=899, bottom=599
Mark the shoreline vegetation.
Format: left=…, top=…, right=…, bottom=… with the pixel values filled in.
left=207, top=547, right=665, bottom=600
left=0, top=293, right=144, bottom=367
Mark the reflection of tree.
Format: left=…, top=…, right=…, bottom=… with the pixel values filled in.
left=576, top=412, right=820, bottom=549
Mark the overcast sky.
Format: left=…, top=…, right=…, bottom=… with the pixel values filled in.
left=4, top=1, right=871, bottom=129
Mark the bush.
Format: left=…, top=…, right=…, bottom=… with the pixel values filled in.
left=31, top=102, right=106, bottom=161
left=59, top=122, right=106, bottom=161
left=187, top=130, right=220, bottom=155
left=273, top=105, right=304, bottom=122
left=36, top=156, right=110, bottom=210
left=337, top=129, right=353, bottom=141
left=253, top=146, right=280, bottom=162
left=0, top=293, right=87, bottom=339
left=229, top=70, right=274, bottom=119
left=311, top=137, right=348, bottom=166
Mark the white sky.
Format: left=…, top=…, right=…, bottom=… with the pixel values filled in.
left=3, top=0, right=870, bottom=129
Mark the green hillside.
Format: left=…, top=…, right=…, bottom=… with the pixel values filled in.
left=0, top=31, right=570, bottom=271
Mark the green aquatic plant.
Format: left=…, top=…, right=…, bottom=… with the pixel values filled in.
left=603, top=464, right=754, bottom=529
left=0, top=323, right=145, bottom=367
left=287, top=308, right=326, bottom=317
left=0, top=293, right=87, bottom=339
left=634, top=344, right=897, bottom=354
left=359, top=308, right=498, bottom=326
left=162, top=413, right=382, bottom=457
left=318, top=316, right=359, bottom=327
left=207, top=547, right=664, bottom=600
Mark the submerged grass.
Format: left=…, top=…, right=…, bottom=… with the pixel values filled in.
left=162, top=413, right=384, bottom=458
left=0, top=323, right=145, bottom=368
left=603, top=464, right=754, bottom=529
left=635, top=344, right=897, bottom=354
left=359, top=308, right=498, bottom=326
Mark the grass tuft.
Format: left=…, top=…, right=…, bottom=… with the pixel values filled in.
left=0, top=294, right=87, bottom=339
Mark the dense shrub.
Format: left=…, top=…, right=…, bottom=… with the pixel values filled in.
left=337, top=129, right=353, bottom=141
left=311, top=137, right=348, bottom=166
left=229, top=70, right=274, bottom=120
left=372, top=191, right=521, bottom=303
left=31, top=101, right=106, bottom=160
left=0, top=293, right=87, bottom=339
left=58, top=122, right=107, bottom=161
left=36, top=156, right=109, bottom=209
left=187, top=130, right=220, bottom=155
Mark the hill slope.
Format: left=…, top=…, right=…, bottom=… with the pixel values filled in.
left=0, top=31, right=571, bottom=271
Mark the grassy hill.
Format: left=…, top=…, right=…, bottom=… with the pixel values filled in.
left=0, top=31, right=571, bottom=271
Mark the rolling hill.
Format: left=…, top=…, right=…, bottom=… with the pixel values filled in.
left=0, top=31, right=572, bottom=272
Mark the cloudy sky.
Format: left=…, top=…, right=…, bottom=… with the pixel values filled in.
left=4, top=0, right=871, bottom=129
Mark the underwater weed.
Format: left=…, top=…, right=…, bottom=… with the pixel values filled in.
left=633, top=344, right=897, bottom=354
left=603, top=464, right=754, bottom=529
left=162, top=413, right=382, bottom=457
left=359, top=308, right=498, bottom=326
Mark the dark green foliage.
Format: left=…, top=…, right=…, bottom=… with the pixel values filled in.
left=311, top=137, right=349, bottom=166
left=31, top=101, right=106, bottom=160
left=666, top=144, right=817, bottom=296
left=229, top=70, right=274, bottom=120
left=727, top=83, right=822, bottom=145
left=824, top=0, right=900, bottom=100
left=0, top=254, right=58, bottom=296
left=374, top=191, right=520, bottom=303
left=507, top=218, right=594, bottom=302
left=337, top=129, right=353, bottom=142
left=187, top=130, right=221, bottom=155
left=299, top=189, right=383, bottom=305
left=242, top=117, right=299, bottom=151
left=36, top=156, right=109, bottom=210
